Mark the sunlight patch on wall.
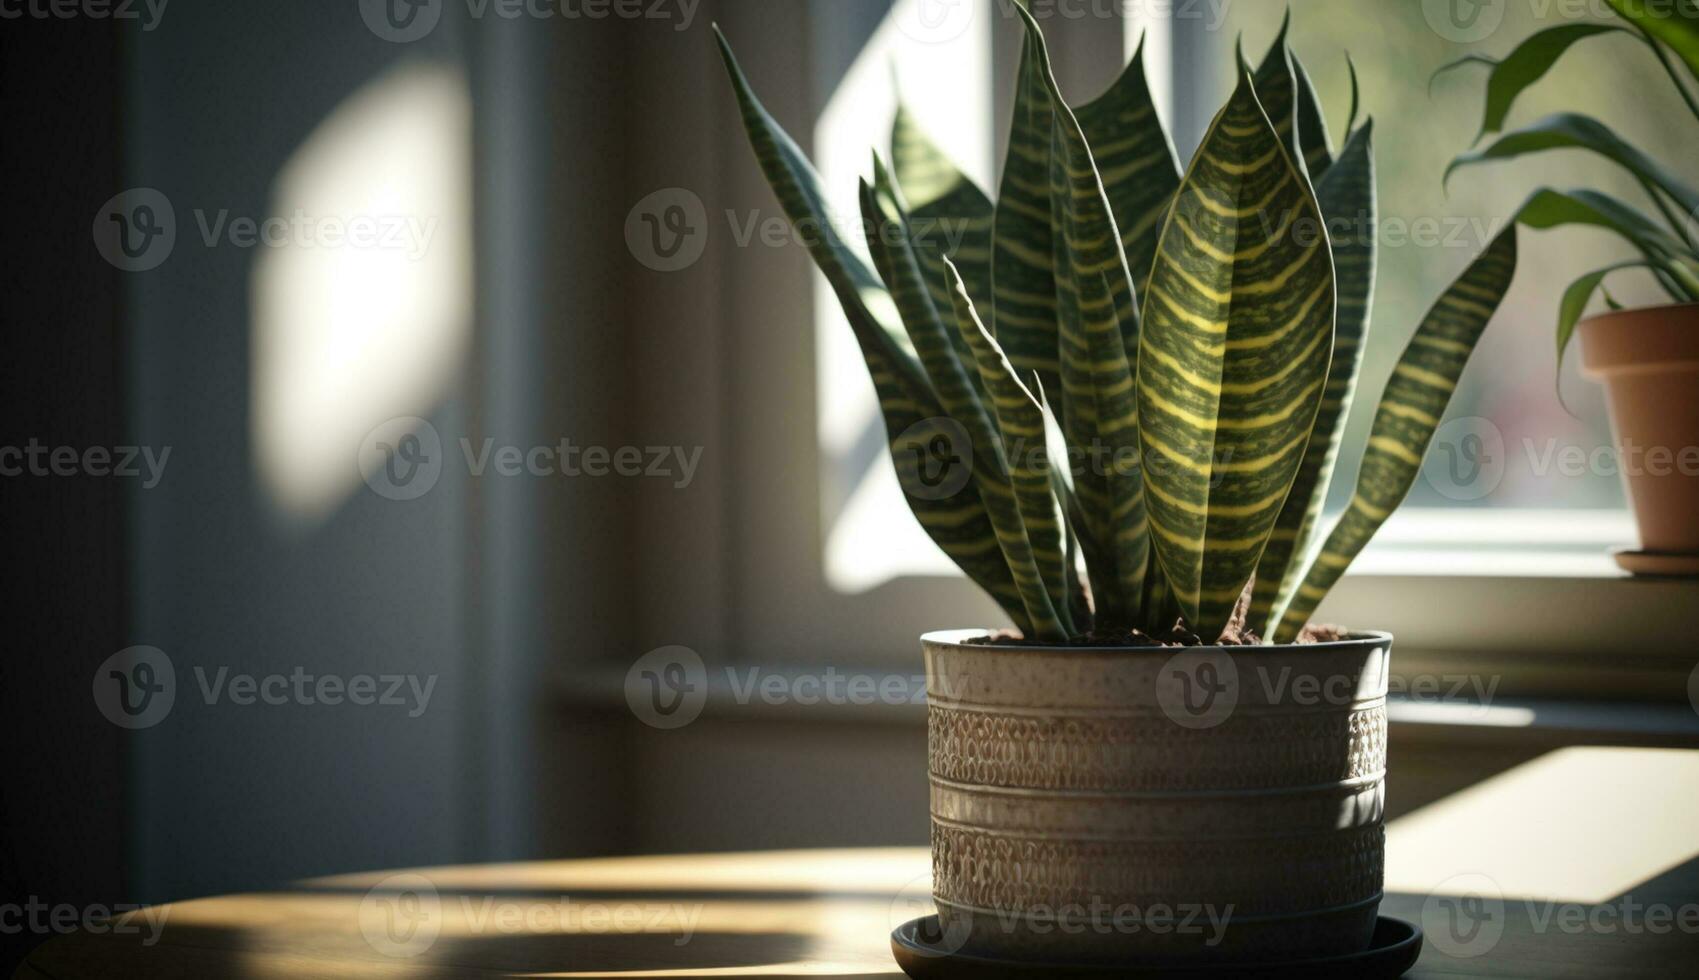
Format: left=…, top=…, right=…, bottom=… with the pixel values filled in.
left=251, top=60, right=472, bottom=525
left=818, top=0, right=992, bottom=593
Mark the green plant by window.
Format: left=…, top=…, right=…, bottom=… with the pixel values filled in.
left=716, top=6, right=1517, bottom=644
left=1435, top=0, right=1699, bottom=375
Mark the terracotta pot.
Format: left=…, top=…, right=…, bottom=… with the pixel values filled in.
left=1578, top=303, right=1699, bottom=556
left=923, top=630, right=1391, bottom=966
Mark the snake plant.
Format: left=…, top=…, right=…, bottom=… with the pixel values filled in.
left=716, top=5, right=1517, bottom=644
left=1435, top=0, right=1699, bottom=375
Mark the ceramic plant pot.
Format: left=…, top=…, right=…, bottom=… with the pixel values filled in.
left=1578, top=303, right=1699, bottom=569
left=923, top=629, right=1392, bottom=966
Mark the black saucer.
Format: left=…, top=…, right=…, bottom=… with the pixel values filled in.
left=891, top=915, right=1422, bottom=979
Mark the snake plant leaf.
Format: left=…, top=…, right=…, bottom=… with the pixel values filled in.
left=1251, top=11, right=1301, bottom=167
left=945, top=258, right=1074, bottom=635
left=1605, top=0, right=1699, bottom=80
left=1432, top=24, right=1630, bottom=140
left=1274, top=227, right=1519, bottom=642
left=1137, top=68, right=1338, bottom=641
left=1013, top=3, right=1151, bottom=627
left=891, top=104, right=997, bottom=363
left=861, top=162, right=996, bottom=446
left=862, top=171, right=1069, bottom=641
left=1252, top=120, right=1377, bottom=632
left=1556, top=261, right=1656, bottom=379
left=992, top=20, right=1063, bottom=408
left=715, top=27, right=1031, bottom=628
left=1293, top=53, right=1334, bottom=178
left=1447, top=113, right=1699, bottom=216
left=1073, top=33, right=1183, bottom=295
left=1515, top=188, right=1699, bottom=298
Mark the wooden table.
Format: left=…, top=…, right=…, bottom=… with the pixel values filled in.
left=21, top=749, right=1699, bottom=978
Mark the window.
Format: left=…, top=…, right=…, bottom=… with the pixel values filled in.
left=814, top=0, right=1659, bottom=597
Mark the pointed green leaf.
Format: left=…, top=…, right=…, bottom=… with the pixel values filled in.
left=1252, top=13, right=1301, bottom=167
left=1293, top=53, right=1334, bottom=179
left=1557, top=262, right=1654, bottom=380
left=1432, top=24, right=1629, bottom=139
left=862, top=171, right=1067, bottom=641
left=1073, top=33, right=1183, bottom=290
left=945, top=258, right=1073, bottom=637
left=1253, top=121, right=1377, bottom=632
left=1013, top=4, right=1150, bottom=626
left=991, top=22, right=1063, bottom=409
left=1605, top=0, right=1699, bottom=81
left=715, top=27, right=1029, bottom=628
left=1137, top=70, right=1337, bottom=641
left=1275, top=228, right=1518, bottom=642
left=1515, top=187, right=1699, bottom=298
left=1448, top=112, right=1699, bottom=216
left=890, top=105, right=997, bottom=374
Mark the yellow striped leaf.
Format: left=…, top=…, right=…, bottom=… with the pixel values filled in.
left=1274, top=227, right=1519, bottom=642
left=1137, top=66, right=1338, bottom=641
left=1072, top=33, right=1182, bottom=298
left=1253, top=120, right=1377, bottom=632
left=715, top=27, right=1030, bottom=629
left=1012, top=4, right=1150, bottom=626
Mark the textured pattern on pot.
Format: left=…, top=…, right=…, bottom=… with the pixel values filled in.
left=924, top=629, right=1391, bottom=965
